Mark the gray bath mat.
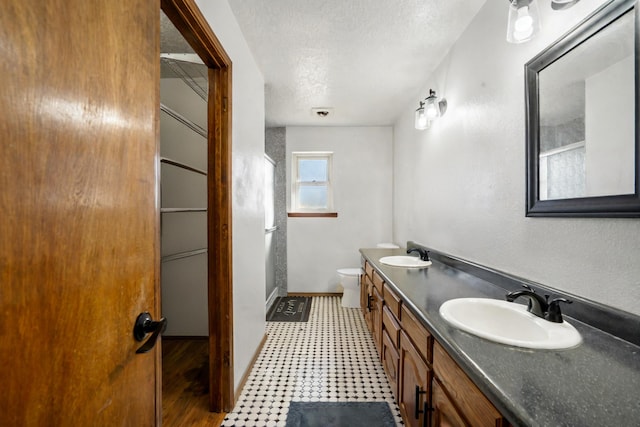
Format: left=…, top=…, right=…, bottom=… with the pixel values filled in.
left=285, top=401, right=396, bottom=427
left=267, top=296, right=312, bottom=322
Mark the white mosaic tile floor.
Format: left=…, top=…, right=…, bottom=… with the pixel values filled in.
left=221, top=296, right=403, bottom=427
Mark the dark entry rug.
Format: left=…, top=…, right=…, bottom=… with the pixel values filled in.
left=285, top=401, right=396, bottom=427
left=267, top=296, right=312, bottom=322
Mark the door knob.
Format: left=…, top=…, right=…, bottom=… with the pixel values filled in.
left=133, top=312, right=167, bottom=354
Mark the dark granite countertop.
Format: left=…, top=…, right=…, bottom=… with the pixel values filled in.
left=360, top=247, right=640, bottom=427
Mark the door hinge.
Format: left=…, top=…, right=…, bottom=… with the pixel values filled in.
left=223, top=97, right=228, bottom=112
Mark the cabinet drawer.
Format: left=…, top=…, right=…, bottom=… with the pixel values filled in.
left=382, top=305, right=401, bottom=348
left=433, top=341, right=505, bottom=427
left=401, top=305, right=432, bottom=363
left=372, top=269, right=385, bottom=291
left=362, top=273, right=373, bottom=288
left=364, top=261, right=374, bottom=280
left=383, top=283, right=401, bottom=319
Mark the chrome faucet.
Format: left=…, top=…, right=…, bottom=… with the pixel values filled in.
left=407, top=247, right=430, bottom=261
left=506, top=284, right=572, bottom=323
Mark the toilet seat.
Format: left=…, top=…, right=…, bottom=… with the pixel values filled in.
left=337, top=267, right=363, bottom=276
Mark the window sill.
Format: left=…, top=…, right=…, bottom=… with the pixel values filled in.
left=288, top=212, right=338, bottom=218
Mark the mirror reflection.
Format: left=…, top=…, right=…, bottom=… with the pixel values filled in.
left=538, top=8, right=635, bottom=201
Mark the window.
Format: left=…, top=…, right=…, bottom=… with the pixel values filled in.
left=290, top=152, right=335, bottom=216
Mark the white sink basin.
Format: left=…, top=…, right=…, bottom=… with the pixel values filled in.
left=379, top=256, right=432, bottom=268
left=439, top=298, right=582, bottom=350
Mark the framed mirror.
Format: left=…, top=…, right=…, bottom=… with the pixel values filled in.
left=525, top=0, right=640, bottom=217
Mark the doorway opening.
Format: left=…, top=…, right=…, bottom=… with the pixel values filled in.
left=159, top=0, right=234, bottom=419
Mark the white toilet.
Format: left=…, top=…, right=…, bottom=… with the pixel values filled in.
left=337, top=267, right=363, bottom=308
left=376, top=242, right=400, bottom=249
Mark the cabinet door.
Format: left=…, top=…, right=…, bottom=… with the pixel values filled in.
left=433, top=342, right=509, bottom=427
left=362, top=275, right=374, bottom=333
left=360, top=273, right=369, bottom=316
left=372, top=284, right=383, bottom=355
left=432, top=379, right=468, bottom=427
left=399, top=331, right=431, bottom=427
left=382, top=329, right=400, bottom=398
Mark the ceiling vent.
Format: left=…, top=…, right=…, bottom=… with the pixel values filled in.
left=311, top=107, right=333, bottom=118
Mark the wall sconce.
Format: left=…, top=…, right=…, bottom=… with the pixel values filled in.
left=414, top=89, right=447, bottom=130
left=506, top=0, right=541, bottom=44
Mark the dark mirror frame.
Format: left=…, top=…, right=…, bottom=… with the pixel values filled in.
left=525, top=0, right=640, bottom=217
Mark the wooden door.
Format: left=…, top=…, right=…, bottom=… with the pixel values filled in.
left=0, top=1, right=161, bottom=425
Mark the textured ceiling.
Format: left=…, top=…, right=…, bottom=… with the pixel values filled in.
left=228, top=0, right=487, bottom=127
left=160, top=11, right=194, bottom=55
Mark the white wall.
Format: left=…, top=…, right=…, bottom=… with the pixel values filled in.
left=393, top=0, right=640, bottom=315
left=196, top=0, right=266, bottom=390
left=286, top=126, right=393, bottom=293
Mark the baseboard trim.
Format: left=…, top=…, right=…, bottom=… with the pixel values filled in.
left=266, top=287, right=279, bottom=312
left=235, top=333, right=269, bottom=402
left=287, top=292, right=342, bottom=297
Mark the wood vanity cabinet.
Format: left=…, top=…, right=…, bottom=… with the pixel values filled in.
left=361, top=259, right=511, bottom=427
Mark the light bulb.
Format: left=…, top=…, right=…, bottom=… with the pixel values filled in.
left=425, top=92, right=441, bottom=121
left=415, top=105, right=428, bottom=130
left=506, top=0, right=540, bottom=44
left=514, top=7, right=533, bottom=32
left=425, top=103, right=439, bottom=119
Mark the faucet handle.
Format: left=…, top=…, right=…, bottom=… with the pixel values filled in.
left=545, top=298, right=573, bottom=323
left=521, top=283, right=534, bottom=292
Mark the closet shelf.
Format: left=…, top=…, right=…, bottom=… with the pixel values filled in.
left=161, top=157, right=207, bottom=176
left=162, top=248, right=207, bottom=263
left=160, top=103, right=206, bottom=138
left=161, top=208, right=207, bottom=213
left=160, top=55, right=208, bottom=101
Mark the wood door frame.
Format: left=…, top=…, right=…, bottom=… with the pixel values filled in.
left=161, top=0, right=234, bottom=412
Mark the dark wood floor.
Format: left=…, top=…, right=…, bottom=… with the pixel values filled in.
left=162, top=338, right=225, bottom=427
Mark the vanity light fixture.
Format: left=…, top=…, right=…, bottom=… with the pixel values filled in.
left=414, top=89, right=447, bottom=130
left=506, top=0, right=541, bottom=44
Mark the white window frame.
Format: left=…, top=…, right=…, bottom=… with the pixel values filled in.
left=291, top=151, right=334, bottom=213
